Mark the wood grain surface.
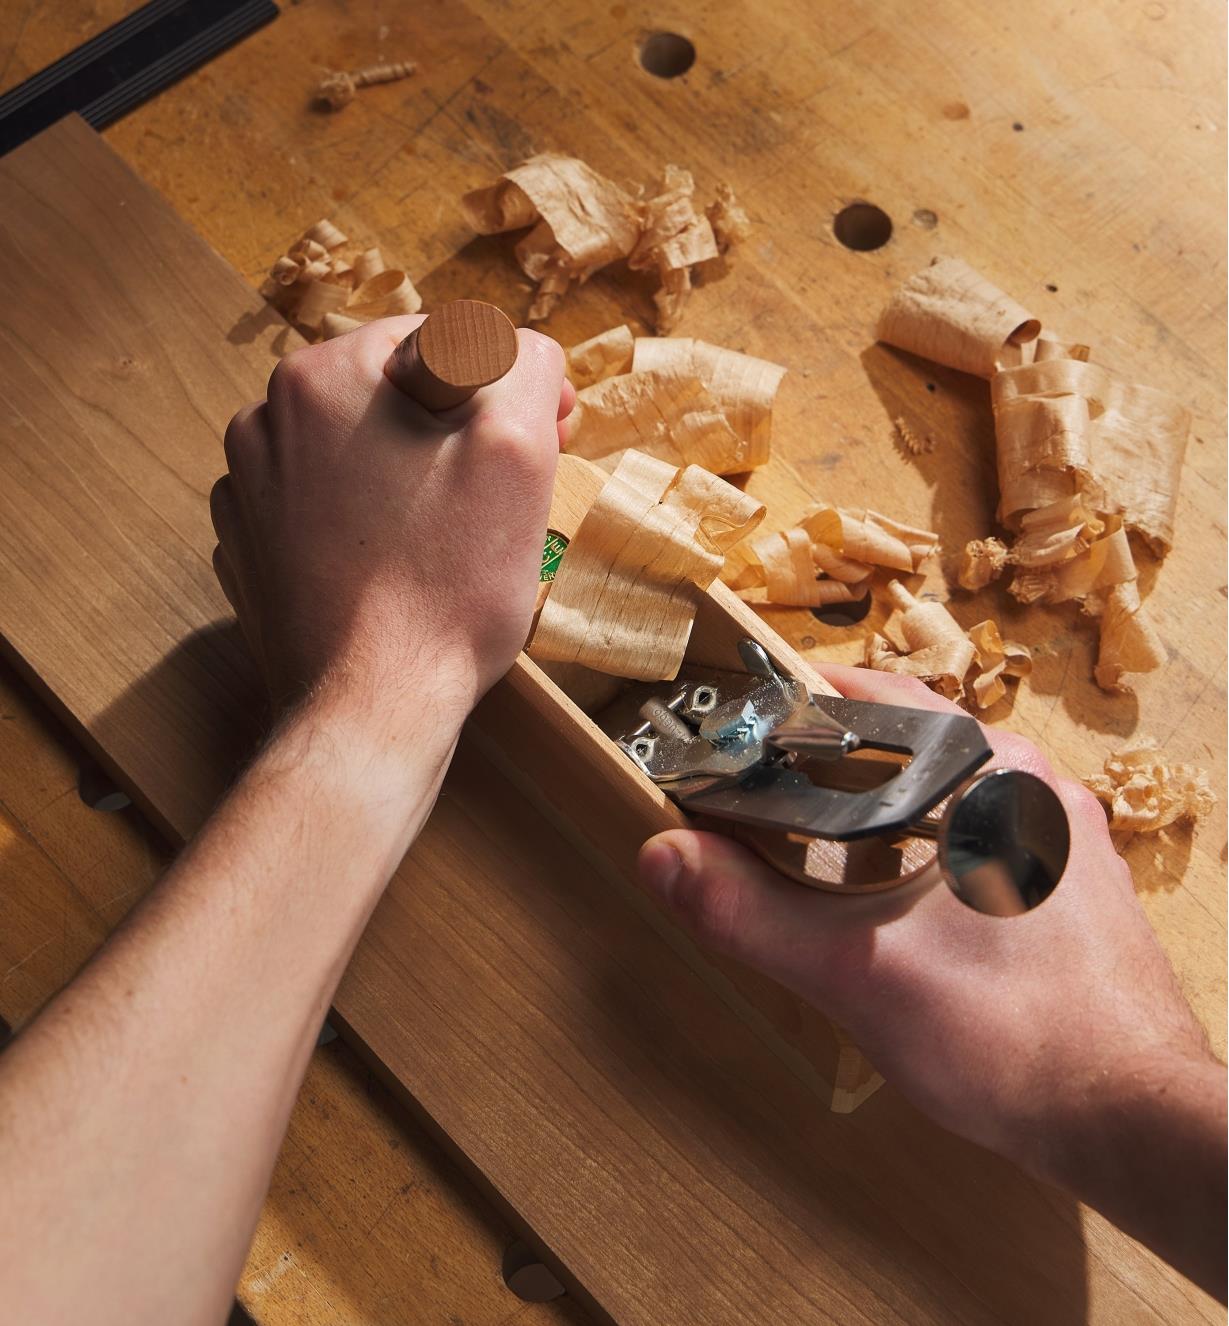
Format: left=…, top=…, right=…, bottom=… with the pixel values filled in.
left=0, top=0, right=1224, bottom=1322
left=0, top=666, right=587, bottom=1326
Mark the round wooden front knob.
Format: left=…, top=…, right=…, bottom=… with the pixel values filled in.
left=385, top=299, right=519, bottom=410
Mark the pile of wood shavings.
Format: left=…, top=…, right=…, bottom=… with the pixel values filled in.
left=877, top=256, right=1191, bottom=694
left=563, top=326, right=786, bottom=475
left=264, top=221, right=421, bottom=334
left=1083, top=739, right=1215, bottom=835
left=462, top=154, right=749, bottom=330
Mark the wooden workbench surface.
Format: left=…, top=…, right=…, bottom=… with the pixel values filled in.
left=1, top=0, right=1224, bottom=1322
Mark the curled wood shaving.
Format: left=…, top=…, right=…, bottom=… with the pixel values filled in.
left=1033, top=335, right=1091, bottom=363
left=633, top=338, right=785, bottom=467
left=877, top=257, right=1041, bottom=378
left=265, top=224, right=421, bottom=334
left=967, top=619, right=1032, bottom=709
left=894, top=415, right=934, bottom=455
left=566, top=324, right=635, bottom=389
left=992, top=358, right=1190, bottom=551
left=628, top=165, right=719, bottom=332
left=566, top=371, right=742, bottom=474
left=462, top=155, right=641, bottom=321
left=707, top=181, right=752, bottom=252
left=462, top=156, right=749, bottom=328
left=866, top=583, right=977, bottom=701
left=866, top=583, right=1027, bottom=709
left=957, top=536, right=1009, bottom=591
left=346, top=269, right=422, bottom=319
left=529, top=450, right=764, bottom=680
left=353, top=247, right=385, bottom=282
left=314, top=61, right=417, bottom=111
left=722, top=507, right=935, bottom=607
left=321, top=312, right=365, bottom=340
left=1084, top=739, right=1215, bottom=835
left=564, top=332, right=786, bottom=475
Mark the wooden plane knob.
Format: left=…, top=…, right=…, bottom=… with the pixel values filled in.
left=385, top=299, right=519, bottom=410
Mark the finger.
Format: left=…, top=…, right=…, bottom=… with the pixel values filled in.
left=211, top=543, right=240, bottom=611
left=556, top=376, right=577, bottom=450
left=223, top=402, right=269, bottom=472
left=638, top=828, right=834, bottom=977
left=558, top=376, right=577, bottom=420
left=209, top=476, right=238, bottom=544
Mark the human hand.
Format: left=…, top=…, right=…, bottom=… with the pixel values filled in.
left=637, top=665, right=1216, bottom=1172
left=211, top=316, right=574, bottom=730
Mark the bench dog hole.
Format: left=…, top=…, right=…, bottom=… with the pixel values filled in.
left=638, top=31, right=696, bottom=77
left=502, top=1240, right=566, bottom=1303
left=833, top=202, right=893, bottom=252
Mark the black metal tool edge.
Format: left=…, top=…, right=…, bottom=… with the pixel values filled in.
left=0, top=0, right=279, bottom=157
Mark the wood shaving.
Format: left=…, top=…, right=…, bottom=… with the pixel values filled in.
left=957, top=536, right=1009, bottom=591
left=462, top=155, right=750, bottom=328
left=462, top=155, right=642, bottom=321
left=1084, top=739, right=1215, bottom=835
left=265, top=223, right=421, bottom=335
left=1033, top=335, right=1091, bottom=363
left=529, top=450, right=765, bottom=680
left=966, top=619, right=1032, bottom=709
left=876, top=257, right=1041, bottom=378
left=321, top=312, right=365, bottom=340
left=722, top=506, right=935, bottom=607
left=314, top=61, right=417, bottom=111
left=566, top=324, right=635, bottom=389
left=894, top=415, right=934, bottom=454
left=993, top=357, right=1190, bottom=554
left=345, top=270, right=422, bottom=319
left=706, top=182, right=752, bottom=252
left=628, top=165, right=719, bottom=332
left=866, top=582, right=1028, bottom=709
left=564, top=331, right=786, bottom=475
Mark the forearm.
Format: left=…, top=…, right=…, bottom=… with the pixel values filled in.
left=1031, top=1051, right=1227, bottom=1299
left=0, top=682, right=460, bottom=1325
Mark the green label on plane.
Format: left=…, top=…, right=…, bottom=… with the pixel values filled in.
left=540, top=530, right=568, bottom=583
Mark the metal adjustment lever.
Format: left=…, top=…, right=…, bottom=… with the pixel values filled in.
left=603, top=639, right=1069, bottom=917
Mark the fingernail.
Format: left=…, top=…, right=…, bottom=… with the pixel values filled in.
left=639, top=841, right=683, bottom=906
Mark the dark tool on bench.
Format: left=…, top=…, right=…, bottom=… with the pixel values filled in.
left=602, top=639, right=1069, bottom=917
left=0, top=0, right=279, bottom=158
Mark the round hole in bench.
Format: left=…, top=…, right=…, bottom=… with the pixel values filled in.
left=834, top=203, right=893, bottom=251
left=811, top=592, right=873, bottom=627
left=502, top=1241, right=565, bottom=1303
left=638, top=31, right=696, bottom=78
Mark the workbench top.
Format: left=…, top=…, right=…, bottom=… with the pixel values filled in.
left=0, top=1, right=1223, bottom=1322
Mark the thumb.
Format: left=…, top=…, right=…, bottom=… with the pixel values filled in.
left=638, top=829, right=826, bottom=975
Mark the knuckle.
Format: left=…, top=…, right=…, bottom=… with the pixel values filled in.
left=469, top=410, right=550, bottom=466
left=266, top=348, right=318, bottom=406
left=519, top=327, right=565, bottom=374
